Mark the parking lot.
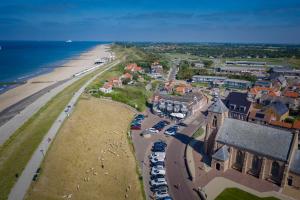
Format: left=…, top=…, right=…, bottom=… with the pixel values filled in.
left=131, top=107, right=206, bottom=200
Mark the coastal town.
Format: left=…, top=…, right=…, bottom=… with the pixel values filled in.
left=85, top=43, right=300, bottom=200
left=0, top=42, right=299, bottom=200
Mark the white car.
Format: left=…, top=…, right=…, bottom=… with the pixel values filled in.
left=152, top=165, right=165, bottom=171
left=150, top=178, right=167, bottom=186
left=149, top=152, right=166, bottom=159
left=146, top=128, right=159, bottom=134
left=150, top=157, right=165, bottom=163
left=155, top=191, right=170, bottom=199
left=151, top=168, right=166, bottom=176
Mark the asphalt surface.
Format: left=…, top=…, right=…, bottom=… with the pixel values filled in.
left=0, top=63, right=107, bottom=146
left=8, top=60, right=119, bottom=200
left=0, top=79, right=69, bottom=126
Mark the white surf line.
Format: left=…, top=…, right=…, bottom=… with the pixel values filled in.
left=0, top=63, right=106, bottom=146
left=8, top=60, right=119, bottom=200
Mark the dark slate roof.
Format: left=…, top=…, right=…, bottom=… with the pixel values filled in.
left=224, top=92, right=252, bottom=115
left=212, top=145, right=229, bottom=161
left=216, top=118, right=293, bottom=161
left=290, top=150, right=300, bottom=175
left=208, top=98, right=229, bottom=114
left=269, top=101, right=289, bottom=116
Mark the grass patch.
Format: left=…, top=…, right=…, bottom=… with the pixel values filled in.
left=215, top=188, right=279, bottom=200
left=191, top=127, right=204, bottom=139
left=0, top=64, right=114, bottom=200
left=191, top=82, right=209, bottom=88
left=25, top=98, right=144, bottom=200
left=93, top=85, right=151, bottom=112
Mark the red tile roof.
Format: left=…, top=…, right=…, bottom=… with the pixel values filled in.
left=270, top=120, right=292, bottom=129
left=293, top=120, right=300, bottom=129
left=284, top=91, right=299, bottom=98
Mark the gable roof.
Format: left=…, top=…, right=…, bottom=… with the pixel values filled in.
left=268, top=101, right=289, bottom=116
left=290, top=150, right=300, bottom=175
left=284, top=91, right=299, bottom=98
left=216, top=118, right=293, bottom=161
left=208, top=98, right=229, bottom=114
left=212, top=145, right=229, bottom=161
left=224, top=92, right=252, bottom=115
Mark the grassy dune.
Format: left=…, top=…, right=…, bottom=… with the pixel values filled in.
left=25, top=98, right=143, bottom=200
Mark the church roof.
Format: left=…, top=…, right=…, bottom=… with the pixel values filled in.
left=216, top=118, right=293, bottom=161
left=208, top=98, right=229, bottom=114
left=290, top=150, right=300, bottom=175
left=212, top=145, right=229, bottom=161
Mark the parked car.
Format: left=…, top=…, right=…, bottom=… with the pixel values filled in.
left=151, top=168, right=166, bottom=176
left=156, top=196, right=173, bottom=200
left=152, top=146, right=166, bottom=152
left=135, top=114, right=145, bottom=120
left=155, top=191, right=170, bottom=199
left=152, top=165, right=165, bottom=171
left=151, top=156, right=165, bottom=163
left=149, top=152, right=166, bottom=158
left=177, top=122, right=188, bottom=127
left=153, top=141, right=167, bottom=148
left=150, top=173, right=165, bottom=180
left=147, top=128, right=159, bottom=134
left=150, top=184, right=168, bottom=192
left=131, top=124, right=141, bottom=130
left=164, top=126, right=178, bottom=136
left=150, top=161, right=165, bottom=167
left=150, top=178, right=167, bottom=186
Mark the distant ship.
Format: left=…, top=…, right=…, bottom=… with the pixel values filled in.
left=0, top=46, right=2, bottom=50
left=65, top=40, right=72, bottom=43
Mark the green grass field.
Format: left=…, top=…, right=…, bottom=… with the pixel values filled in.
left=0, top=62, right=116, bottom=200
left=215, top=188, right=279, bottom=200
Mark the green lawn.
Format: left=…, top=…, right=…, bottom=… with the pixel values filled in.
left=215, top=188, right=279, bottom=200
left=192, top=127, right=204, bottom=139
left=0, top=62, right=116, bottom=200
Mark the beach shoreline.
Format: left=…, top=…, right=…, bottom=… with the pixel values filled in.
left=0, top=44, right=112, bottom=113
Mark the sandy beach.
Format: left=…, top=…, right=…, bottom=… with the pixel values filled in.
left=0, top=44, right=111, bottom=113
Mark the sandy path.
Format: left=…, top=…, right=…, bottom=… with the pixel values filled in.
left=0, top=44, right=111, bottom=112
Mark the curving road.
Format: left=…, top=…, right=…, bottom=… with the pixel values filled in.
left=8, top=60, right=120, bottom=200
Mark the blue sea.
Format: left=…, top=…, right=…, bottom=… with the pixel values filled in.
left=0, top=41, right=108, bottom=93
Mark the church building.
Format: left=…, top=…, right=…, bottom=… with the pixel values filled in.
left=204, top=97, right=300, bottom=188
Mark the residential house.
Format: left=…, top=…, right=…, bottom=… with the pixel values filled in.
left=125, top=63, right=143, bottom=73
left=255, top=80, right=273, bottom=88
left=249, top=101, right=289, bottom=125
left=223, top=79, right=251, bottom=89
left=271, top=75, right=287, bottom=89
left=121, top=72, right=133, bottom=81
left=224, top=92, right=252, bottom=121
left=99, top=82, right=113, bottom=94
left=260, top=95, right=300, bottom=111
left=248, top=86, right=280, bottom=103
left=109, top=77, right=122, bottom=87
left=175, top=84, right=192, bottom=95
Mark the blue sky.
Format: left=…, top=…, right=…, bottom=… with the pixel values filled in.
left=0, top=0, right=300, bottom=43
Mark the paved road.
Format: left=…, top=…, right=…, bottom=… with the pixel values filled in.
left=8, top=60, right=119, bottom=200
left=0, top=79, right=70, bottom=126
left=165, top=112, right=206, bottom=200
left=0, top=63, right=106, bottom=146
left=168, top=61, right=178, bottom=81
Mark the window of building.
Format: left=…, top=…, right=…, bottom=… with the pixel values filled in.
left=287, top=176, right=293, bottom=186
left=251, top=155, right=261, bottom=175
left=212, top=116, right=217, bottom=127
left=271, top=161, right=280, bottom=179
left=235, top=150, right=244, bottom=171
left=216, top=163, right=221, bottom=171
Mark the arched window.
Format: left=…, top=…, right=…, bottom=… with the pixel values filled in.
left=235, top=150, right=244, bottom=170
left=251, top=155, right=261, bottom=175
left=212, top=116, right=217, bottom=127
left=271, top=161, right=280, bottom=178
left=216, top=163, right=221, bottom=171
